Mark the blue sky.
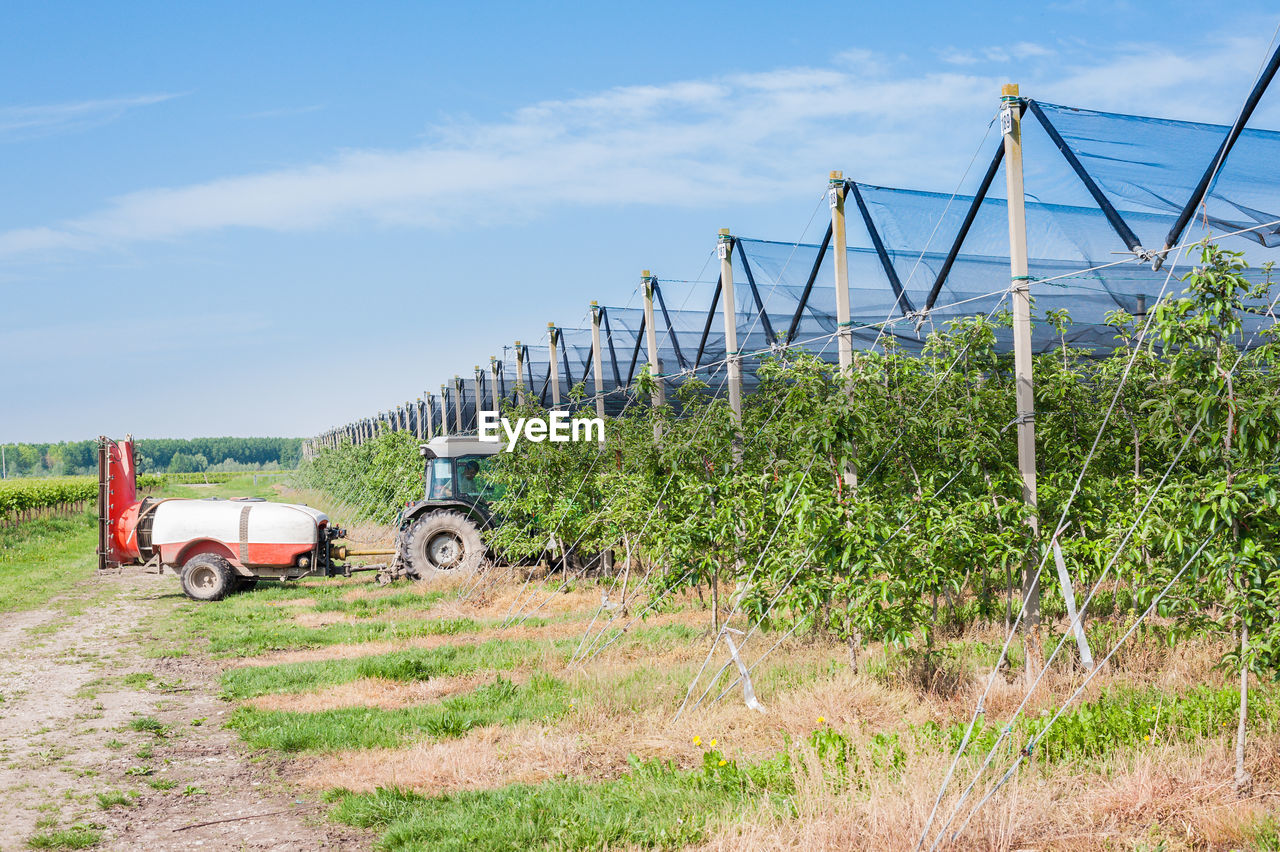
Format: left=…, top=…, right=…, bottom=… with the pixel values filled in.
left=4, top=0, right=1280, bottom=442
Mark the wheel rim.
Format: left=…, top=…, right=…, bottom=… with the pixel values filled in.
left=425, top=532, right=464, bottom=569
left=189, top=566, right=217, bottom=592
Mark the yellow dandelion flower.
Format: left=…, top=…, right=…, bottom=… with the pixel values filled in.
left=817, top=717, right=826, bottom=724
left=718, top=759, right=727, bottom=766
left=710, top=738, right=717, bottom=747
left=693, top=736, right=701, bottom=745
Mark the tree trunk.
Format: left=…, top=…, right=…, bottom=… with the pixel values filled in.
left=847, top=631, right=862, bottom=675
left=711, top=566, right=720, bottom=634
left=1235, top=618, right=1252, bottom=796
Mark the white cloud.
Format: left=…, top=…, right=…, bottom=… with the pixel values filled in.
left=1, top=31, right=1274, bottom=261
left=941, top=41, right=1055, bottom=65
left=0, top=93, right=180, bottom=140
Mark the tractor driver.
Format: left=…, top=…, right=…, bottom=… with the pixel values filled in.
left=458, top=459, right=482, bottom=496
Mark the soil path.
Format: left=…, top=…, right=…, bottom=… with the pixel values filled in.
left=0, top=567, right=369, bottom=851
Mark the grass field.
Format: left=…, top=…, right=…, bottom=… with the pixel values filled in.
left=8, top=477, right=1280, bottom=850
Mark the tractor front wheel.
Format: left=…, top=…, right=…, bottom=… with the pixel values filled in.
left=400, top=511, right=485, bottom=580
left=180, top=554, right=235, bottom=601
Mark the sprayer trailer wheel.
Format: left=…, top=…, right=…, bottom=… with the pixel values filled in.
left=400, top=510, right=484, bottom=579
left=180, top=554, right=235, bottom=601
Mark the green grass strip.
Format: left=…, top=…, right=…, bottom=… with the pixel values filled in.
left=221, top=637, right=549, bottom=699
left=228, top=673, right=570, bottom=751
left=330, top=752, right=792, bottom=851
left=220, top=622, right=703, bottom=699
left=0, top=511, right=98, bottom=612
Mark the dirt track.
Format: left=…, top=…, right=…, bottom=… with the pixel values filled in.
left=0, top=567, right=369, bottom=851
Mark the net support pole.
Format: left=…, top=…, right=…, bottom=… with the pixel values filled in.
left=439, top=385, right=450, bottom=437
left=1002, top=83, right=1041, bottom=646
left=454, top=376, right=465, bottom=433
left=643, top=271, right=665, bottom=442
left=548, top=323, right=562, bottom=408
left=831, top=170, right=858, bottom=491
left=590, top=302, right=606, bottom=420
left=642, top=271, right=666, bottom=408
left=515, top=342, right=526, bottom=406
left=718, top=229, right=743, bottom=425
left=830, top=171, right=853, bottom=372
left=425, top=393, right=435, bottom=440
left=489, top=357, right=501, bottom=413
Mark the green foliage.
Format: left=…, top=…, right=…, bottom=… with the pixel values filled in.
left=95, top=790, right=134, bottom=810
left=0, top=437, right=301, bottom=478
left=0, top=477, right=99, bottom=519
left=302, top=243, right=1280, bottom=686
left=25, top=824, right=103, bottom=849
left=921, top=683, right=1278, bottom=765
left=293, top=427, right=422, bottom=523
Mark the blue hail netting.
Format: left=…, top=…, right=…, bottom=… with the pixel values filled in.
left=324, top=92, right=1280, bottom=439
left=1023, top=101, right=1280, bottom=248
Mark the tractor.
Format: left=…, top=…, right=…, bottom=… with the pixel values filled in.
left=390, top=434, right=503, bottom=580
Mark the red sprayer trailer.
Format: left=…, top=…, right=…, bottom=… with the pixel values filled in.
left=97, top=436, right=381, bottom=601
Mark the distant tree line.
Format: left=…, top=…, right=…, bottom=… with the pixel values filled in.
left=0, top=437, right=302, bottom=478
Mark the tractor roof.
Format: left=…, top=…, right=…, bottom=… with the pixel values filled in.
left=420, top=434, right=502, bottom=459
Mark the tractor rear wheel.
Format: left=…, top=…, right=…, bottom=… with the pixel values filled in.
left=180, top=554, right=235, bottom=601
left=400, top=511, right=485, bottom=579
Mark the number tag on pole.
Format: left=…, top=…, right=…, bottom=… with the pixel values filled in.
left=1001, top=104, right=1013, bottom=137
left=717, top=241, right=729, bottom=261
left=828, top=187, right=840, bottom=210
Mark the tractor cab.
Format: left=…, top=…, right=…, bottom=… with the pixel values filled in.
left=392, top=434, right=503, bottom=580
left=421, top=435, right=503, bottom=505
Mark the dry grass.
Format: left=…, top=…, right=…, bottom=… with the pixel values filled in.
left=221, top=572, right=1278, bottom=850
left=296, top=722, right=585, bottom=795
left=293, top=610, right=358, bottom=628
left=245, top=674, right=490, bottom=712
left=238, top=607, right=700, bottom=668
left=699, top=734, right=1280, bottom=851
left=233, top=618, right=585, bottom=668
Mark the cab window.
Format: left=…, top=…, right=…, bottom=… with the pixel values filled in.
left=426, top=458, right=453, bottom=500
left=455, top=454, right=503, bottom=499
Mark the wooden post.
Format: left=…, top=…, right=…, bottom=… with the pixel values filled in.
left=453, top=376, right=464, bottom=433
left=425, top=393, right=435, bottom=439
left=830, top=171, right=853, bottom=372
left=490, top=357, right=501, bottom=412
left=515, top=341, right=526, bottom=406
left=831, top=170, right=859, bottom=492
left=440, top=384, right=451, bottom=436
left=718, top=229, right=743, bottom=423
left=548, top=322, right=562, bottom=408
left=590, top=301, right=606, bottom=420
left=1003, top=83, right=1041, bottom=645
left=642, top=271, right=665, bottom=408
